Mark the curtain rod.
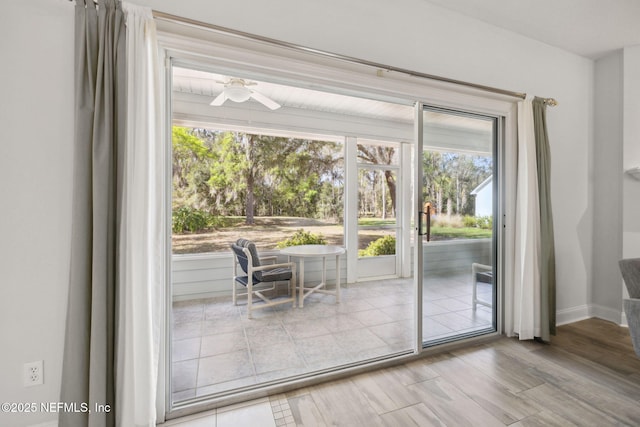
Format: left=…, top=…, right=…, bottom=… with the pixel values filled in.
left=151, top=10, right=534, bottom=101
left=71, top=4, right=557, bottom=105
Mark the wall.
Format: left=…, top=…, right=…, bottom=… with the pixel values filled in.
left=591, top=46, right=640, bottom=324
left=592, top=52, right=624, bottom=320
left=623, top=46, right=640, bottom=260
left=0, top=0, right=594, bottom=426
left=0, top=1, right=73, bottom=426
left=472, top=178, right=493, bottom=217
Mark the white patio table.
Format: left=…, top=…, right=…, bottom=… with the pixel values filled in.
left=279, top=245, right=345, bottom=308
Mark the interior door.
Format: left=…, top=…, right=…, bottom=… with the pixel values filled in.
left=416, top=105, right=498, bottom=345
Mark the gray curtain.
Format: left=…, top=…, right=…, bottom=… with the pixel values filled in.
left=533, top=97, right=556, bottom=341
left=60, top=1, right=125, bottom=426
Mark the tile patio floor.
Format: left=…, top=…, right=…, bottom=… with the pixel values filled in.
left=171, top=271, right=494, bottom=403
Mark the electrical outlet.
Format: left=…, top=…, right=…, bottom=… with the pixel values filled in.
left=24, top=360, right=44, bottom=387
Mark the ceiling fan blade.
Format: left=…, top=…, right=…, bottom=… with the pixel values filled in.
left=250, top=91, right=281, bottom=110
left=209, top=92, right=227, bottom=106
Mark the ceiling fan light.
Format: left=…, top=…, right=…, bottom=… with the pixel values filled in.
left=225, top=85, right=251, bottom=102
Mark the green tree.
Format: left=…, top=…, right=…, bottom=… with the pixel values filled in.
left=181, top=129, right=343, bottom=224
left=268, top=138, right=342, bottom=218
left=422, top=151, right=492, bottom=216
left=357, top=144, right=397, bottom=216
left=207, top=132, right=247, bottom=217
left=172, top=127, right=215, bottom=211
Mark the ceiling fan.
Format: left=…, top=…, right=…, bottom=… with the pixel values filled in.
left=210, top=78, right=281, bottom=110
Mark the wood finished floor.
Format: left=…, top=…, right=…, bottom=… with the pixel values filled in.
left=275, top=318, right=640, bottom=426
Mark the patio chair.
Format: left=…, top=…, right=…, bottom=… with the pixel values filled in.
left=231, top=238, right=296, bottom=319
left=472, top=262, right=493, bottom=310
left=620, top=258, right=640, bottom=357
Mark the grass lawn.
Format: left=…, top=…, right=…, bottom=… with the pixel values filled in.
left=431, top=226, right=492, bottom=240
left=172, top=216, right=492, bottom=254
left=172, top=216, right=345, bottom=254
left=357, top=218, right=397, bottom=227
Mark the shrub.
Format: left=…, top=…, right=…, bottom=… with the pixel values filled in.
left=276, top=229, right=326, bottom=248
left=172, top=206, right=212, bottom=233
left=462, top=215, right=493, bottom=230
left=476, top=216, right=493, bottom=230
left=463, top=215, right=477, bottom=228
left=359, top=235, right=396, bottom=257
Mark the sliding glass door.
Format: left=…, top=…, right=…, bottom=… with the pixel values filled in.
left=166, top=60, right=507, bottom=417
left=159, top=23, right=517, bottom=420
left=416, top=105, right=498, bottom=345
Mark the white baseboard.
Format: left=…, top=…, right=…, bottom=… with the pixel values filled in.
left=556, top=303, right=624, bottom=326
left=29, top=421, right=57, bottom=427
left=590, top=303, right=624, bottom=325
left=556, top=304, right=591, bottom=326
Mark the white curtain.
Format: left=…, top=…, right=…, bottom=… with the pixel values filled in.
left=117, top=3, right=163, bottom=426
left=508, top=96, right=541, bottom=340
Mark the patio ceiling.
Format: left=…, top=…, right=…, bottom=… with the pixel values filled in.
left=172, top=66, right=414, bottom=123
left=172, top=66, right=493, bottom=153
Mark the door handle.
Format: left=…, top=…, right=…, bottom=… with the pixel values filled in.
left=418, top=211, right=427, bottom=236
left=418, top=206, right=431, bottom=241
